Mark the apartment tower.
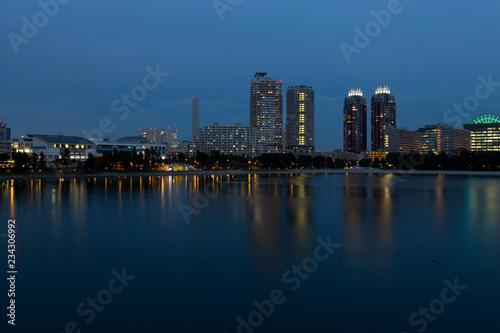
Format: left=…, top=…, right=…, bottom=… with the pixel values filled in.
left=343, top=89, right=367, bottom=153
left=250, top=72, right=283, bottom=153
left=285, top=85, right=315, bottom=154
left=371, top=86, right=396, bottom=152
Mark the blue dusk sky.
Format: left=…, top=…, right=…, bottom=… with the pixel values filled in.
left=1, top=0, right=499, bottom=151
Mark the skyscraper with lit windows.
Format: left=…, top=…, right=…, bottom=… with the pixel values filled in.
left=250, top=72, right=283, bottom=153
left=285, top=85, right=315, bottom=154
left=343, top=89, right=367, bottom=153
left=371, top=86, right=396, bottom=152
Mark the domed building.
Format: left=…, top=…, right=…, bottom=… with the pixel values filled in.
left=464, top=113, right=500, bottom=152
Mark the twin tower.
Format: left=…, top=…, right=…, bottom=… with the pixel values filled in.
left=344, top=87, right=396, bottom=153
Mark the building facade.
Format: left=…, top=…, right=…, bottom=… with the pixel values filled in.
left=94, top=137, right=171, bottom=160
left=384, top=126, right=421, bottom=154
left=0, top=127, right=11, bottom=142
left=371, top=86, right=396, bottom=152
left=464, top=114, right=500, bottom=152
left=250, top=72, right=283, bottom=153
left=0, top=117, right=11, bottom=155
left=189, top=123, right=264, bottom=158
left=10, top=137, right=33, bottom=154
left=27, top=134, right=96, bottom=163
left=361, top=151, right=388, bottom=161
left=138, top=127, right=178, bottom=148
left=419, top=124, right=471, bottom=155
left=343, top=89, right=367, bottom=153
left=285, top=85, right=315, bottom=154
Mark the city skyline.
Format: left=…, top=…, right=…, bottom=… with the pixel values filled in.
left=2, top=2, right=500, bottom=333
left=4, top=80, right=499, bottom=154
left=2, top=1, right=500, bottom=152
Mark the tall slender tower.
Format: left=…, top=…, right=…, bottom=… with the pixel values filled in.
left=371, top=86, right=396, bottom=152
left=250, top=73, right=283, bottom=153
left=285, top=85, right=315, bottom=154
left=343, top=89, right=367, bottom=153
left=192, top=97, right=200, bottom=139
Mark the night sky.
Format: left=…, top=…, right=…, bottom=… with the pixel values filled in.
left=1, top=0, right=499, bottom=151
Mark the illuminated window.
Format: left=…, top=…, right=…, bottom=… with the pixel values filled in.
left=299, top=136, right=305, bottom=145
left=299, top=125, right=305, bottom=134
left=299, top=103, right=305, bottom=112
left=299, top=93, right=306, bottom=101
left=299, top=114, right=305, bottom=123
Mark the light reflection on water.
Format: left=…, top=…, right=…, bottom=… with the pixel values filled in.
left=2, top=174, right=500, bottom=248
left=1, top=174, right=500, bottom=332
left=2, top=174, right=500, bottom=252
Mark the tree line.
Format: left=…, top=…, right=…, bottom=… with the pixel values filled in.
left=2, top=149, right=500, bottom=174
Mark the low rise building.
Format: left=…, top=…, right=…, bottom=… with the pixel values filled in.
left=419, top=124, right=470, bottom=155
left=93, top=137, right=170, bottom=160
left=189, top=122, right=264, bottom=158
left=384, top=126, right=422, bottom=154
left=10, top=137, right=34, bottom=154
left=463, top=114, right=500, bottom=152
left=361, top=151, right=388, bottom=161
left=27, top=134, right=96, bottom=163
left=139, top=127, right=178, bottom=148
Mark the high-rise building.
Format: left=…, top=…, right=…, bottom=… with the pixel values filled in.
left=0, top=117, right=10, bottom=142
left=371, top=86, right=396, bottom=152
left=250, top=72, right=283, bottom=153
left=419, top=124, right=471, bottom=155
left=343, top=89, right=367, bottom=153
left=384, top=126, right=422, bottom=153
left=285, top=85, right=315, bottom=154
left=464, top=113, right=500, bottom=152
left=138, top=127, right=178, bottom=148
left=192, top=97, right=200, bottom=139
left=189, top=122, right=264, bottom=158
left=0, top=117, right=11, bottom=155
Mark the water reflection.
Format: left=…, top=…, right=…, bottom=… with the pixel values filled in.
left=2, top=174, right=500, bottom=333
left=2, top=174, right=500, bottom=260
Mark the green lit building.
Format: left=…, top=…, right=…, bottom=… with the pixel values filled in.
left=463, top=114, right=500, bottom=152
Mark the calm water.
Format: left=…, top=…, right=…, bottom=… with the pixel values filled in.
left=1, top=174, right=500, bottom=332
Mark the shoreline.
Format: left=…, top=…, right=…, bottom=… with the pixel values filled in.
left=1, top=168, right=500, bottom=181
